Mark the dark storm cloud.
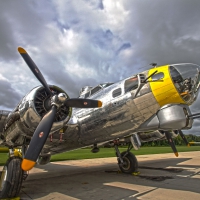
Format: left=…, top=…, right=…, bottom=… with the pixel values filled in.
left=121, top=0, right=200, bottom=68
left=98, top=0, right=104, bottom=10
left=0, top=14, right=17, bottom=61
left=116, top=43, right=131, bottom=55
left=0, top=79, right=21, bottom=110
left=0, top=0, right=55, bottom=62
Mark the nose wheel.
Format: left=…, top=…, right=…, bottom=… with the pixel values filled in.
left=114, top=140, right=138, bottom=174
left=118, top=151, right=138, bottom=173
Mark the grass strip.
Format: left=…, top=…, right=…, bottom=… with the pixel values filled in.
left=1, top=146, right=199, bottom=166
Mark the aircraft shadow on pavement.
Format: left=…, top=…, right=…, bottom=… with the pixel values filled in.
left=19, top=156, right=200, bottom=200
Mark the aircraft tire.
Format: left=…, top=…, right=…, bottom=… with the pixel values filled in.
left=0, top=156, right=24, bottom=199
left=119, top=151, right=138, bottom=174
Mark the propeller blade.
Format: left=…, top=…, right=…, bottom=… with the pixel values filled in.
left=65, top=98, right=102, bottom=108
left=178, top=130, right=190, bottom=147
left=18, top=47, right=52, bottom=96
left=21, top=106, right=57, bottom=171
left=165, top=131, right=179, bottom=157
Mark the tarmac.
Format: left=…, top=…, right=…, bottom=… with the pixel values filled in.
left=1, top=151, right=200, bottom=200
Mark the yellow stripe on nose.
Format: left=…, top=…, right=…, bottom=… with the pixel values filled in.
left=149, top=65, right=185, bottom=107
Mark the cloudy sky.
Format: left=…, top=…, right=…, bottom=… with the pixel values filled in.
left=1, top=0, right=200, bottom=134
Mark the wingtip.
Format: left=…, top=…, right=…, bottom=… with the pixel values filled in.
left=21, top=159, right=36, bottom=171
left=18, top=47, right=27, bottom=54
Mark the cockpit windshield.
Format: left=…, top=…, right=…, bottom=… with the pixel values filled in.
left=83, top=82, right=114, bottom=98
left=170, top=63, right=200, bottom=104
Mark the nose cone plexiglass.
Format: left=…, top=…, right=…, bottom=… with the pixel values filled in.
left=170, top=63, right=200, bottom=104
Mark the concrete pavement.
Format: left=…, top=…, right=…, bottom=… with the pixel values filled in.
left=2, top=151, right=200, bottom=199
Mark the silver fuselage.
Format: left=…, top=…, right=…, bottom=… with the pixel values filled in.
left=42, top=70, right=193, bottom=155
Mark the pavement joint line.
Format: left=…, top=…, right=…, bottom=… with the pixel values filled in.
left=21, top=190, right=33, bottom=200
left=129, top=187, right=158, bottom=198
left=176, top=175, right=190, bottom=178
left=166, top=166, right=196, bottom=170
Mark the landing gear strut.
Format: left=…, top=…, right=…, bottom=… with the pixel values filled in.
left=114, top=140, right=138, bottom=174
left=0, top=149, right=24, bottom=199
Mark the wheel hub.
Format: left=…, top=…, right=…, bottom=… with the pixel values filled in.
left=122, top=157, right=131, bottom=170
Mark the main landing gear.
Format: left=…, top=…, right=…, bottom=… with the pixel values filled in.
left=0, top=149, right=25, bottom=199
left=113, top=136, right=141, bottom=174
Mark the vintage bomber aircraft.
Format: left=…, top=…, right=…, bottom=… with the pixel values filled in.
left=1, top=47, right=200, bottom=198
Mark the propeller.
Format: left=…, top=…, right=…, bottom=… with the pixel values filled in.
left=18, top=47, right=102, bottom=171
left=178, top=130, right=190, bottom=147
left=18, top=47, right=53, bottom=96
left=65, top=98, right=102, bottom=108
left=165, top=131, right=179, bottom=157
left=22, top=106, right=57, bottom=170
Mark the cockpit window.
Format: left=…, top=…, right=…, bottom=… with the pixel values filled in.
left=151, top=72, right=164, bottom=81
left=84, top=84, right=104, bottom=98
left=100, top=83, right=114, bottom=88
left=170, top=66, right=183, bottom=84
left=90, top=86, right=102, bottom=96
left=125, top=76, right=138, bottom=93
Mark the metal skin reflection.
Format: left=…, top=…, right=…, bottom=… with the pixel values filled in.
left=0, top=47, right=200, bottom=199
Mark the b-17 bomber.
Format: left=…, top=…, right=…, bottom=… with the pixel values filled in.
left=1, top=47, right=200, bottom=198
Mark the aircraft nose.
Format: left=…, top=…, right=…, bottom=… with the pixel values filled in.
left=169, top=63, right=200, bottom=104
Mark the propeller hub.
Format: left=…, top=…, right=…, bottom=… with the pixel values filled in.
left=51, top=93, right=67, bottom=108
left=58, top=93, right=67, bottom=103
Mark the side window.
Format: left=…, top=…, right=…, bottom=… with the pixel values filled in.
left=124, top=77, right=138, bottom=93
left=112, top=88, right=122, bottom=98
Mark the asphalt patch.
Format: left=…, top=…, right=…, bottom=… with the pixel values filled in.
left=105, top=170, right=121, bottom=173
left=139, top=166, right=183, bottom=173
left=139, top=175, right=174, bottom=181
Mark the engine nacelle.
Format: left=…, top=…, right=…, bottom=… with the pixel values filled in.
left=2, top=85, right=72, bottom=147
left=37, top=154, right=51, bottom=165
left=138, top=104, right=193, bottom=131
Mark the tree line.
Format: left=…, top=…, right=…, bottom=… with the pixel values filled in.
left=142, top=134, right=200, bottom=147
